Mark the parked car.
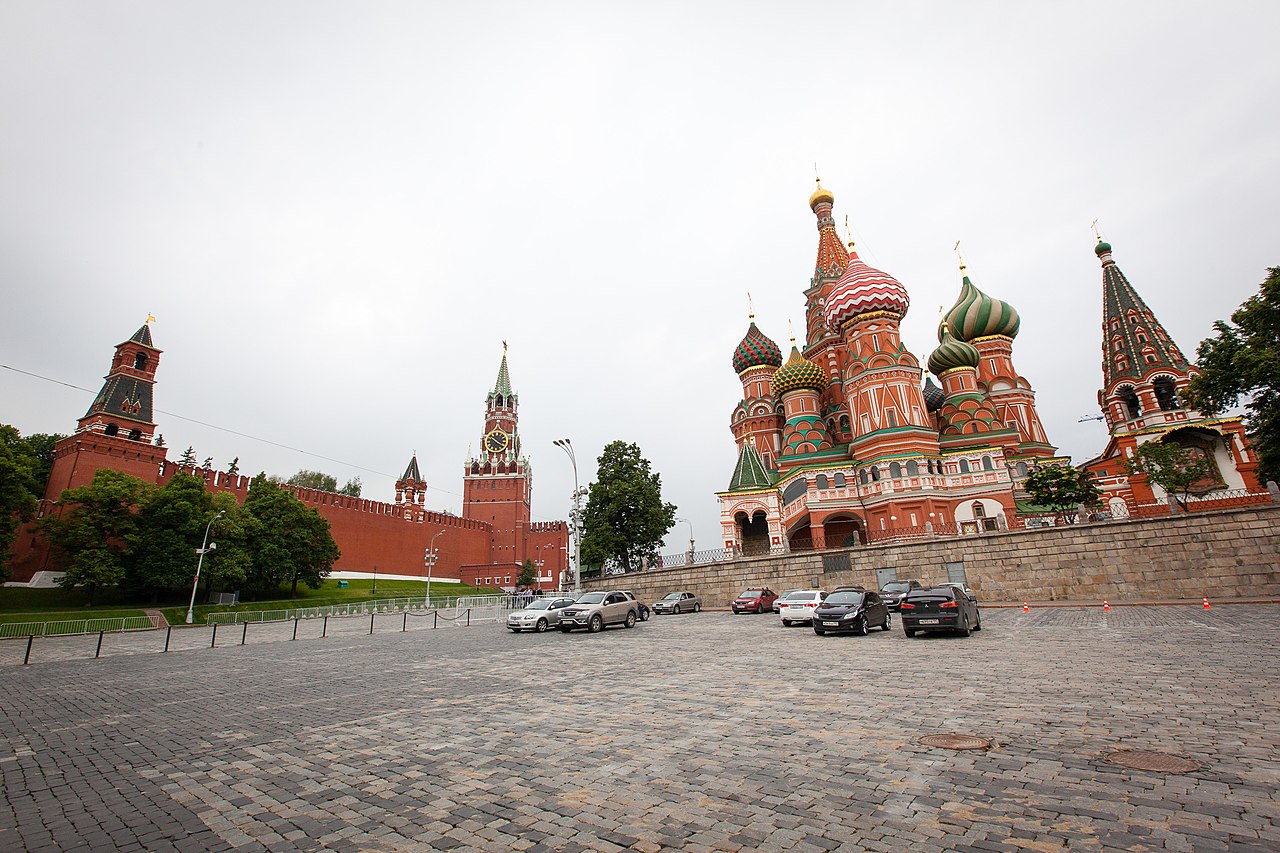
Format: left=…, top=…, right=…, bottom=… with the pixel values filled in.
left=506, top=596, right=578, bottom=632
left=879, top=580, right=923, bottom=611
left=900, top=586, right=982, bottom=637
left=653, top=591, right=701, bottom=614
left=557, top=591, right=641, bottom=633
left=812, top=589, right=892, bottom=635
left=732, top=588, right=777, bottom=614
left=773, top=589, right=799, bottom=613
left=620, top=590, right=651, bottom=621
left=779, top=589, right=827, bottom=626
left=941, top=582, right=977, bottom=602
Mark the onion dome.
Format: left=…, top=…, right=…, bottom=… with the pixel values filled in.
left=809, top=178, right=834, bottom=210
left=772, top=344, right=828, bottom=395
left=823, top=248, right=910, bottom=329
left=928, top=323, right=981, bottom=375
left=733, top=318, right=783, bottom=373
left=1095, top=240, right=1112, bottom=256
left=943, top=271, right=1020, bottom=341
left=922, top=377, right=946, bottom=412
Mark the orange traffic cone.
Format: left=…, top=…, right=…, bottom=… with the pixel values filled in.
left=1203, top=596, right=1211, bottom=610
left=1103, top=599, right=1111, bottom=612
left=1022, top=601, right=1029, bottom=613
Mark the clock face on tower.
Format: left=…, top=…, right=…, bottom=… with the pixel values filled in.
left=483, top=429, right=509, bottom=454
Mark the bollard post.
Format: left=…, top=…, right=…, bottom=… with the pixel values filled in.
left=433, top=611, right=438, bottom=630
left=323, top=616, right=328, bottom=638
left=211, top=623, right=218, bottom=648
left=95, top=630, right=105, bottom=659
left=466, top=608, right=471, bottom=627
left=402, top=612, right=407, bottom=632
left=241, top=621, right=248, bottom=645
left=164, top=626, right=172, bottom=653
left=292, top=617, right=299, bottom=641
left=24, top=635, right=34, bottom=666
left=370, top=612, right=375, bottom=635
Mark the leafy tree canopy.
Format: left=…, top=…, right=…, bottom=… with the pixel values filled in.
left=1023, top=464, right=1102, bottom=524
left=19, top=432, right=66, bottom=495
left=241, top=474, right=341, bottom=597
left=43, top=469, right=152, bottom=604
left=0, top=425, right=44, bottom=578
left=580, top=441, right=676, bottom=573
left=1124, top=441, right=1215, bottom=510
left=178, top=446, right=198, bottom=466
left=128, top=471, right=215, bottom=598
left=279, top=469, right=362, bottom=497
left=516, top=559, right=537, bottom=590
left=1188, top=266, right=1280, bottom=484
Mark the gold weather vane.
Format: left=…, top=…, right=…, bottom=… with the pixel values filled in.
left=788, top=319, right=796, bottom=346
left=1091, top=219, right=1102, bottom=242
left=146, top=313, right=156, bottom=325
left=845, top=215, right=855, bottom=249
left=954, top=240, right=966, bottom=272
left=747, top=292, right=754, bottom=320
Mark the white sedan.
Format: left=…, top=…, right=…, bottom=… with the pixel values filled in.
left=779, top=589, right=828, bottom=626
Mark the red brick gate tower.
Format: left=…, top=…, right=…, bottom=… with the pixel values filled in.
left=462, top=345, right=531, bottom=579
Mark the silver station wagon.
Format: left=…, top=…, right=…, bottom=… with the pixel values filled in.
left=506, top=596, right=578, bottom=633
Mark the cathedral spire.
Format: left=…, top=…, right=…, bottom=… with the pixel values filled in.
left=1097, top=238, right=1190, bottom=389
left=809, top=178, right=848, bottom=281
left=493, top=342, right=513, bottom=397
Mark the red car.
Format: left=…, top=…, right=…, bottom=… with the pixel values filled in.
left=732, top=587, right=778, bottom=614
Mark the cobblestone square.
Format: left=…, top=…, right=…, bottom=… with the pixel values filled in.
left=2, top=605, right=1278, bottom=851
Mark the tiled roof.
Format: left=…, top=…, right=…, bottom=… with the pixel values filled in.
left=728, top=442, right=773, bottom=491
left=1097, top=241, right=1190, bottom=387
left=401, top=454, right=423, bottom=483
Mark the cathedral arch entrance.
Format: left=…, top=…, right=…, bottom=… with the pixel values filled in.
left=735, top=510, right=771, bottom=555
left=820, top=513, right=864, bottom=548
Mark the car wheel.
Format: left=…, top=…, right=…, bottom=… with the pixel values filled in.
left=857, top=617, right=869, bottom=636
left=957, top=617, right=971, bottom=638
left=904, top=628, right=916, bottom=637
left=674, top=605, right=681, bottom=615
left=588, top=615, right=604, bottom=633
left=973, top=612, right=982, bottom=631
left=624, top=611, right=637, bottom=629
left=535, top=619, right=547, bottom=633
left=814, top=628, right=825, bottom=636
left=882, top=613, right=892, bottom=631
left=639, top=609, right=648, bottom=622
left=694, top=603, right=701, bottom=612
left=782, top=619, right=791, bottom=627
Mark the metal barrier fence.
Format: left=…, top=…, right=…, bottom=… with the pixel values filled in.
left=0, top=615, right=158, bottom=639
left=205, top=594, right=525, bottom=625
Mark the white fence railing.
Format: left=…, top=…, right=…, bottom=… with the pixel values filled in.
left=0, top=615, right=158, bottom=639
left=204, top=594, right=525, bottom=625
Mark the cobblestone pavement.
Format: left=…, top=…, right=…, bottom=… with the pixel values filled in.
left=1, top=606, right=1278, bottom=852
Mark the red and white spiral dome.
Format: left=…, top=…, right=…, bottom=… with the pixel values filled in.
left=823, top=250, right=910, bottom=330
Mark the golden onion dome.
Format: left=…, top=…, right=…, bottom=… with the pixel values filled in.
left=809, top=179, right=834, bottom=209
left=773, top=345, right=829, bottom=395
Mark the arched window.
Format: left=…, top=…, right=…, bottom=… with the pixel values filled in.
left=1015, top=461, right=1029, bottom=478
left=815, top=474, right=829, bottom=489
left=959, top=459, right=971, bottom=474
left=889, top=462, right=902, bottom=478
left=870, top=467, right=880, bottom=482
left=972, top=501, right=987, bottom=518
left=833, top=473, right=846, bottom=487
left=495, top=394, right=504, bottom=408
left=128, top=428, right=142, bottom=441
left=1118, top=387, right=1140, bottom=419
left=906, top=460, right=919, bottom=476
left=839, top=415, right=850, bottom=434
left=981, top=456, right=993, bottom=471
left=104, top=423, right=119, bottom=437
left=133, top=352, right=148, bottom=370
left=859, top=469, right=869, bottom=485
left=1154, top=376, right=1180, bottom=411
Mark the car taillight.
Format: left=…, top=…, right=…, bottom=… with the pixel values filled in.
left=900, top=602, right=915, bottom=610
left=939, top=601, right=958, bottom=609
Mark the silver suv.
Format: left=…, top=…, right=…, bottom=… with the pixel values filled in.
left=557, top=591, right=640, bottom=633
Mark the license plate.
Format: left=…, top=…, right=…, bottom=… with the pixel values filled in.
left=919, top=618, right=939, bottom=624
left=823, top=621, right=838, bottom=627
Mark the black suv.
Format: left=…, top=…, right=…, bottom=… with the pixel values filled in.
left=812, top=589, right=892, bottom=636
left=879, top=579, right=923, bottom=611
left=900, top=586, right=981, bottom=637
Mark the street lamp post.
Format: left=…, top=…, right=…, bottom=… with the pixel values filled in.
left=553, top=438, right=586, bottom=594
left=424, top=529, right=446, bottom=607
left=676, top=516, right=695, bottom=565
left=186, top=510, right=225, bottom=625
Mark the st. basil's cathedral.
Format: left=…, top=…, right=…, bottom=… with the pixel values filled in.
left=718, top=182, right=1263, bottom=555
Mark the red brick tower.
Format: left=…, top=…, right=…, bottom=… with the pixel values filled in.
left=803, top=181, right=854, bottom=444
left=730, top=308, right=784, bottom=470
left=394, top=454, right=427, bottom=522
left=462, top=345, right=530, bottom=570
left=44, top=320, right=169, bottom=499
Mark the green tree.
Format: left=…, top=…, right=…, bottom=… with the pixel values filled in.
left=241, top=474, right=340, bottom=597
left=516, top=559, right=537, bottom=590
left=127, top=471, right=215, bottom=598
left=1188, top=266, right=1280, bottom=484
left=225, top=456, right=240, bottom=478
left=339, top=476, right=362, bottom=498
left=43, top=469, right=152, bottom=604
left=1124, top=441, right=1215, bottom=510
left=1023, top=464, right=1102, bottom=525
left=20, top=432, right=66, bottom=496
left=580, top=441, right=677, bottom=573
left=178, top=446, right=198, bottom=466
left=283, top=469, right=338, bottom=492
left=0, top=425, right=42, bottom=578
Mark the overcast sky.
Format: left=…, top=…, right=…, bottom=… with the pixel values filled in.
left=2, top=2, right=1277, bottom=556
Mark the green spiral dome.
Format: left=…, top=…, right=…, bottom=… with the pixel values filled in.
left=772, top=346, right=828, bottom=395
left=928, top=324, right=981, bottom=375
left=944, top=275, right=1021, bottom=341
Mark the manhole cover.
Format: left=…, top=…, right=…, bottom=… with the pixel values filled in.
left=917, top=733, right=991, bottom=750
left=1103, top=750, right=1203, bottom=773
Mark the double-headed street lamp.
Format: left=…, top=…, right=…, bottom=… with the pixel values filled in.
left=186, top=509, right=225, bottom=624
left=424, top=529, right=446, bottom=607
left=553, top=438, right=586, bottom=594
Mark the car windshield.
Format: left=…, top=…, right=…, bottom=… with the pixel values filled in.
left=882, top=582, right=911, bottom=592
left=661, top=593, right=682, bottom=601
left=524, top=600, right=550, bottom=610
left=576, top=593, right=606, bottom=604
left=825, top=591, right=864, bottom=605
left=785, top=591, right=818, bottom=601
left=738, top=591, right=761, bottom=598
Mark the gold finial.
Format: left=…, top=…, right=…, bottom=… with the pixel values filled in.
left=788, top=319, right=796, bottom=346
left=502, top=339, right=508, bottom=352
left=954, top=240, right=966, bottom=273
left=146, top=313, right=156, bottom=325
left=1091, top=219, right=1102, bottom=242
left=747, top=292, right=754, bottom=321
left=845, top=215, right=855, bottom=249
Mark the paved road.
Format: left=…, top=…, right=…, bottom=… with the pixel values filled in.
left=1, top=606, right=1277, bottom=852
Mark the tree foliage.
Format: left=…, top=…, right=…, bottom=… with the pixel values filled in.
left=1124, top=441, right=1215, bottom=510
left=241, top=475, right=341, bottom=597
left=280, top=469, right=362, bottom=497
left=580, top=441, right=676, bottom=573
left=19, top=432, right=65, bottom=495
left=516, top=559, right=537, bottom=590
left=0, top=425, right=44, bottom=578
left=43, top=469, right=152, bottom=604
left=1188, top=266, right=1280, bottom=484
left=129, top=472, right=215, bottom=598
left=178, top=446, right=198, bottom=466
left=1023, top=464, right=1102, bottom=524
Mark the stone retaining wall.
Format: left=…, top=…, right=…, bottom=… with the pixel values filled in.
left=590, top=505, right=1280, bottom=605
